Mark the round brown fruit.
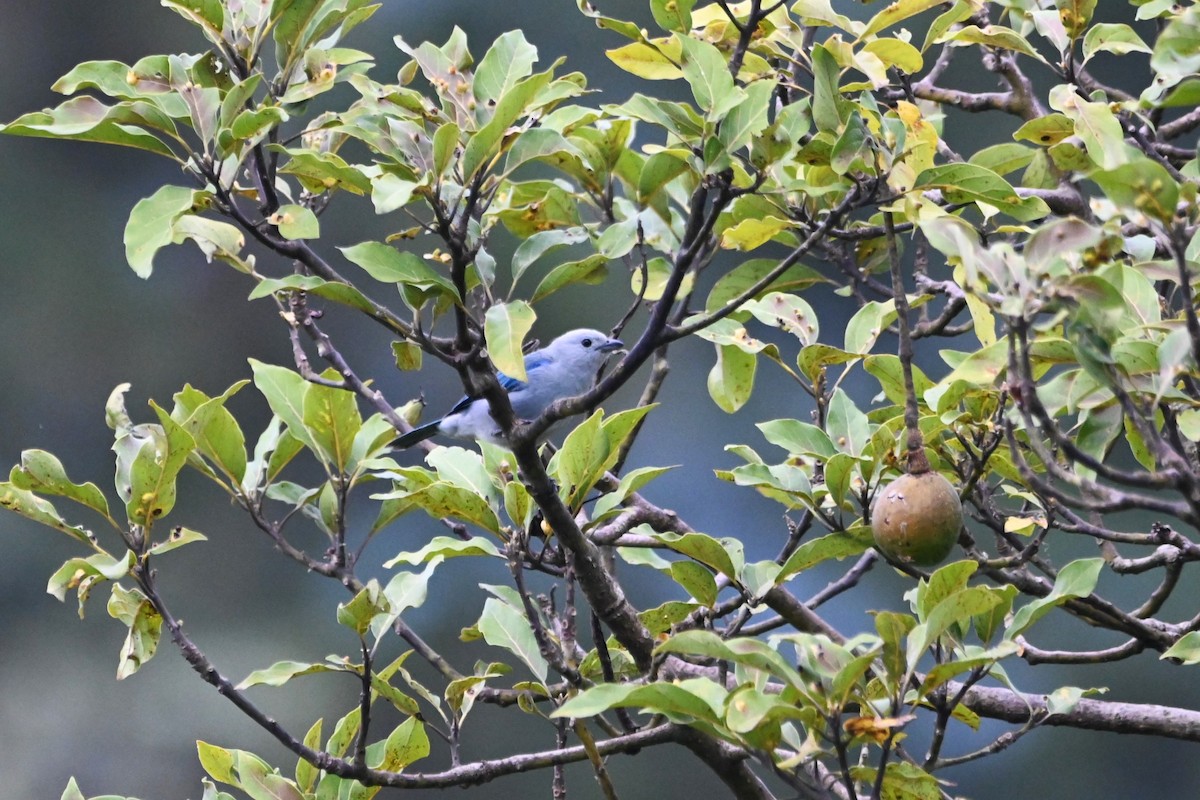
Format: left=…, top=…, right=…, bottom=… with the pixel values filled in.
left=871, top=471, right=963, bottom=566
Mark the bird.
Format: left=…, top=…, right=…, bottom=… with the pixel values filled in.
left=394, top=328, right=624, bottom=448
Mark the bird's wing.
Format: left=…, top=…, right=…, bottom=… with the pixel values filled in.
left=443, top=352, right=552, bottom=408
left=496, top=371, right=528, bottom=393
left=445, top=393, right=477, bottom=415
left=497, top=351, right=552, bottom=394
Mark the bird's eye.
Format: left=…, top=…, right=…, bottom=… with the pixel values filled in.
left=582, top=338, right=593, bottom=348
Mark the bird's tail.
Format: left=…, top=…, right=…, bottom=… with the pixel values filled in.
left=393, top=420, right=441, bottom=449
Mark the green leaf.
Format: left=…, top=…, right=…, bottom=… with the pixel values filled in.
left=370, top=171, right=419, bottom=215
left=385, top=535, right=500, bottom=567
left=667, top=561, right=719, bottom=606
left=372, top=559, right=443, bottom=638
left=428, top=446, right=497, bottom=500
left=865, top=355, right=933, bottom=407
left=630, top=257, right=688, bottom=303
left=108, top=584, right=163, bottom=679
left=679, top=36, right=742, bottom=121
left=201, top=742, right=307, bottom=799
left=249, top=274, right=376, bottom=316
left=197, top=740, right=237, bottom=784
left=651, top=0, right=696, bottom=31
left=484, top=301, right=536, bottom=382
left=914, top=163, right=1050, bottom=221
left=249, top=360, right=322, bottom=456
left=47, top=550, right=136, bottom=608
left=504, top=127, right=583, bottom=176
left=462, top=67, right=554, bottom=179
left=10, top=450, right=111, bottom=521
left=550, top=406, right=654, bottom=509
left=375, top=480, right=502, bottom=534
left=51, top=59, right=151, bottom=99
left=1006, top=558, right=1104, bottom=638
left=373, top=716, right=430, bottom=772
left=533, top=254, right=609, bottom=303
left=1089, top=157, right=1180, bottom=223
left=269, top=204, right=319, bottom=240
left=810, top=44, right=844, bottom=133
left=593, top=465, right=676, bottom=520
left=172, top=215, right=247, bottom=268
left=797, top=343, right=859, bottom=382
left=303, top=379, right=362, bottom=473
left=58, top=778, right=88, bottom=800
left=228, top=107, right=287, bottom=148
left=474, top=30, right=538, bottom=105
left=147, top=526, right=207, bottom=556
left=173, top=384, right=249, bottom=484
left=968, top=142, right=1035, bottom=176
left=272, top=0, right=324, bottom=71
left=125, top=404, right=196, bottom=525
left=758, top=419, right=836, bottom=458
left=1162, top=631, right=1200, bottom=665
left=843, top=299, right=894, bottom=355
left=296, top=720, right=323, bottom=792
left=236, top=660, right=339, bottom=689
left=706, top=259, right=825, bottom=313
left=778, top=527, right=873, bottom=580
left=650, top=531, right=741, bottom=580
left=124, top=185, right=198, bottom=278
left=1048, top=84, right=1127, bottom=170
left=1056, top=0, right=1097, bottom=38
left=1082, top=23, right=1151, bottom=62
left=0, top=98, right=178, bottom=159
left=908, top=585, right=1004, bottom=660
left=707, top=342, right=756, bottom=413
left=510, top=227, right=589, bottom=286
left=654, top=629, right=805, bottom=687
left=1150, top=5, right=1200, bottom=87
left=0, top=483, right=96, bottom=544
left=340, top=241, right=458, bottom=299
left=278, top=149, right=370, bottom=195
left=1045, top=686, right=1104, bottom=717
left=551, top=680, right=722, bottom=723
left=826, top=388, right=871, bottom=457
left=851, top=762, right=940, bottom=800
left=915, top=560, right=978, bottom=619
left=337, top=579, right=391, bottom=637
left=478, top=597, right=548, bottom=681
left=325, top=707, right=362, bottom=759
left=921, top=641, right=1021, bottom=694
left=638, top=150, right=692, bottom=205
left=942, top=24, right=1045, bottom=62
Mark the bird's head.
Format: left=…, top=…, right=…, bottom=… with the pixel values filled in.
left=549, top=328, right=624, bottom=365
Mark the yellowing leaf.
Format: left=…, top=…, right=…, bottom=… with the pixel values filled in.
left=484, top=301, right=536, bottom=382
left=863, top=39, right=924, bottom=74
left=606, top=42, right=682, bottom=80
left=860, top=0, right=945, bottom=39
left=720, top=216, right=792, bottom=250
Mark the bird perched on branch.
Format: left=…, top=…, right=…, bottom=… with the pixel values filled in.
left=394, top=328, right=624, bottom=448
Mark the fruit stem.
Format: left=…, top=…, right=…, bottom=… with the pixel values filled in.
left=884, top=210, right=929, bottom=475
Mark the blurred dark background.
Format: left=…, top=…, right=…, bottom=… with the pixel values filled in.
left=1, top=2, right=1197, bottom=798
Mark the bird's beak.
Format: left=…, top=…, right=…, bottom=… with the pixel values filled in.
left=599, top=338, right=624, bottom=352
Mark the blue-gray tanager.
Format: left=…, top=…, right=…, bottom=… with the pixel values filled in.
left=394, top=328, right=623, bottom=448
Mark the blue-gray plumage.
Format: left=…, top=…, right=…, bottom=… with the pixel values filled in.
left=394, top=328, right=624, bottom=448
